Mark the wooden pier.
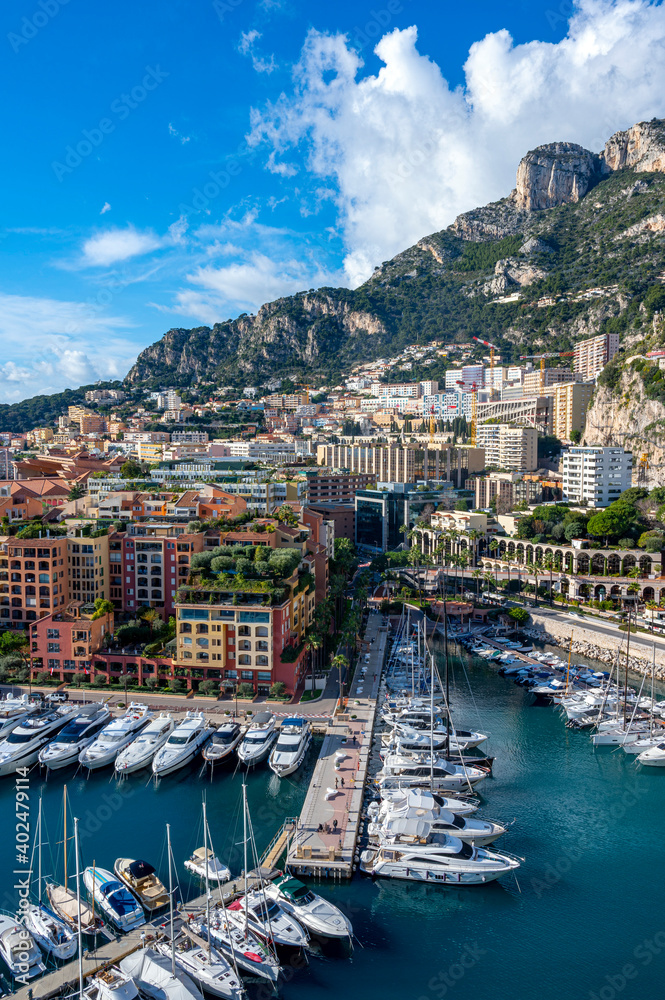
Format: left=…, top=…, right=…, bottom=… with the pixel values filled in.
left=285, top=613, right=388, bottom=879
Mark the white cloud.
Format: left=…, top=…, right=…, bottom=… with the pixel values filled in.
left=79, top=226, right=163, bottom=268
left=249, top=2, right=665, bottom=285
left=0, top=293, right=138, bottom=402
left=169, top=252, right=337, bottom=322
left=100, top=202, right=111, bottom=215
left=168, top=123, right=191, bottom=144
left=238, top=29, right=276, bottom=74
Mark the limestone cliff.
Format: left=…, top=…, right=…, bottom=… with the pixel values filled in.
left=583, top=367, right=665, bottom=475
left=512, top=142, right=601, bottom=211
left=602, top=119, right=665, bottom=173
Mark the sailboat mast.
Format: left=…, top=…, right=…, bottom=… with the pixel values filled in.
left=624, top=604, right=632, bottom=727
left=443, top=605, right=450, bottom=744
left=429, top=649, right=434, bottom=792
left=242, top=783, right=248, bottom=940
left=74, top=817, right=83, bottom=1000
left=166, top=823, right=175, bottom=975
left=37, top=795, right=42, bottom=905
left=63, top=785, right=68, bottom=887
left=565, top=635, right=572, bottom=696
left=202, top=799, right=211, bottom=959
left=651, top=644, right=656, bottom=738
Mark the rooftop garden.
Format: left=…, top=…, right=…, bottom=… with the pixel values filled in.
left=177, top=543, right=314, bottom=606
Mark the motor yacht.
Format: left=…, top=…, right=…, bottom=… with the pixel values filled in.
left=226, top=889, right=309, bottom=948
left=79, top=704, right=152, bottom=770
left=0, top=915, right=45, bottom=980
left=22, top=902, right=77, bottom=961
left=371, top=810, right=506, bottom=848
left=39, top=705, right=110, bottom=770
left=637, top=741, right=665, bottom=766
left=0, top=693, right=37, bottom=739
left=0, top=704, right=78, bottom=776
left=591, top=723, right=651, bottom=746
left=152, top=712, right=213, bottom=777
left=83, top=966, right=139, bottom=1000
left=114, top=714, right=174, bottom=775
left=376, top=753, right=488, bottom=790
left=83, top=866, right=146, bottom=932
left=236, top=712, right=278, bottom=766
left=622, top=733, right=665, bottom=755
left=269, top=718, right=312, bottom=777
left=360, top=829, right=519, bottom=884
left=369, top=788, right=479, bottom=817
left=184, top=848, right=230, bottom=883
left=202, top=722, right=244, bottom=765
left=263, top=874, right=353, bottom=940
left=113, top=859, right=169, bottom=912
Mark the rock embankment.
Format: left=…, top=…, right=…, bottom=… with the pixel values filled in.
left=526, top=611, right=665, bottom=681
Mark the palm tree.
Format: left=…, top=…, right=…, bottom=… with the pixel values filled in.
left=472, top=568, right=482, bottom=601
left=483, top=570, right=495, bottom=600
left=543, top=553, right=554, bottom=605
left=467, top=528, right=483, bottom=567
left=533, top=559, right=543, bottom=607
left=331, top=654, right=348, bottom=707
left=627, top=566, right=642, bottom=611
left=304, top=632, right=322, bottom=689
left=458, top=550, right=470, bottom=599
left=646, top=600, right=659, bottom=631
left=142, top=608, right=161, bottom=635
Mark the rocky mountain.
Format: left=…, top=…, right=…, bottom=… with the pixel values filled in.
left=126, top=118, right=665, bottom=404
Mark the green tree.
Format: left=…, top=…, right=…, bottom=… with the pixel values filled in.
left=587, top=506, right=636, bottom=545
left=120, top=460, right=142, bottom=479
left=68, top=483, right=86, bottom=501
left=508, top=606, right=530, bottom=627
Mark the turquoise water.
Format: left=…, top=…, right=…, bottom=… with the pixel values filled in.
left=1, top=643, right=664, bottom=999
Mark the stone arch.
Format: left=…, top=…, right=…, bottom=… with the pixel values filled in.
left=564, top=551, right=574, bottom=574
left=607, top=553, right=621, bottom=575
left=578, top=583, right=590, bottom=598
left=507, top=542, right=516, bottom=558
left=639, top=555, right=652, bottom=576
left=594, top=584, right=606, bottom=600
left=610, top=585, right=622, bottom=598
left=642, top=586, right=655, bottom=602
left=576, top=553, right=590, bottom=574
left=516, top=544, right=525, bottom=563
left=591, top=553, right=606, bottom=576
left=535, top=546, right=544, bottom=562
left=659, top=587, right=665, bottom=605
left=621, top=553, right=636, bottom=574
left=525, top=544, right=534, bottom=564
left=560, top=578, right=569, bottom=595
left=553, top=550, right=563, bottom=571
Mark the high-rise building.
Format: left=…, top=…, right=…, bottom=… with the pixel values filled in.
left=562, top=446, right=632, bottom=507
left=475, top=425, right=538, bottom=471
left=552, top=382, right=595, bottom=441
left=316, top=444, right=485, bottom=487
left=573, top=332, right=620, bottom=381
left=523, top=368, right=574, bottom=396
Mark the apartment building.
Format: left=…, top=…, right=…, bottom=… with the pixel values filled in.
left=573, top=332, right=620, bottom=381
left=562, top=446, right=632, bottom=507
left=306, top=472, right=375, bottom=503
left=0, top=536, right=68, bottom=626
left=445, top=365, right=484, bottom=390
left=473, top=472, right=562, bottom=510
left=552, top=381, right=595, bottom=441
left=316, top=444, right=485, bottom=487
left=424, top=392, right=474, bottom=421
left=30, top=604, right=112, bottom=681
left=120, top=526, right=206, bottom=617
left=68, top=536, right=109, bottom=606
left=155, top=390, right=182, bottom=410
left=307, top=502, right=355, bottom=541
left=522, top=368, right=574, bottom=396
left=475, top=425, right=538, bottom=471
left=263, top=393, right=309, bottom=410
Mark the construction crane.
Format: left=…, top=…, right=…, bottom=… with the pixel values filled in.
left=429, top=404, right=436, bottom=445
left=638, top=453, right=650, bottom=486
left=472, top=336, right=499, bottom=394
left=519, top=351, right=576, bottom=394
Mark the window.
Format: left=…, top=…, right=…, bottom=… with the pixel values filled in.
left=47, top=642, right=60, bottom=652
left=256, top=655, right=269, bottom=666
left=241, top=671, right=253, bottom=680
left=257, top=671, right=271, bottom=681
left=238, top=655, right=251, bottom=665
left=47, top=659, right=60, bottom=669
left=39, top=574, right=49, bottom=584
left=255, top=626, right=269, bottom=637
left=238, top=611, right=270, bottom=623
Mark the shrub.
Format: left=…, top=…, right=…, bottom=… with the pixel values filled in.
left=199, top=679, right=220, bottom=697
left=237, top=682, right=255, bottom=699
left=169, top=678, right=186, bottom=692
left=269, top=681, right=286, bottom=699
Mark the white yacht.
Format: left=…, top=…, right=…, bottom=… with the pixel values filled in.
left=83, top=866, right=146, bottom=932
left=152, top=712, right=212, bottom=777
left=263, top=874, right=353, bottom=940
left=0, top=914, right=45, bottom=979
left=637, top=742, right=665, bottom=766
left=268, top=718, right=312, bottom=777
left=114, top=714, right=174, bottom=775
left=369, top=788, right=479, bottom=818
left=83, top=966, right=139, bottom=1000
left=360, top=829, right=520, bottom=884
left=195, top=912, right=281, bottom=982
left=591, top=723, right=651, bottom=746
left=236, top=712, right=278, bottom=766
left=0, top=704, right=78, bottom=776
left=184, top=848, right=230, bottom=884
left=22, top=902, right=77, bottom=961
left=226, top=889, right=309, bottom=948
left=622, top=733, right=665, bottom=755
left=371, top=811, right=506, bottom=848
left=202, top=722, right=244, bottom=765
left=376, top=753, right=488, bottom=791
left=39, top=705, right=110, bottom=770
left=0, top=693, right=37, bottom=739
left=121, top=948, right=204, bottom=1000
left=79, top=704, right=152, bottom=770
left=154, top=930, right=243, bottom=999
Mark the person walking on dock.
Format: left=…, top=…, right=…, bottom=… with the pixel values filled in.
left=341, top=777, right=345, bottom=788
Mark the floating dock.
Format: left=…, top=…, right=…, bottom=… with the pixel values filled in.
left=286, top=613, right=388, bottom=879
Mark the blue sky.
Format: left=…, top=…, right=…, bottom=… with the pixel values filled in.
left=2, top=0, right=665, bottom=402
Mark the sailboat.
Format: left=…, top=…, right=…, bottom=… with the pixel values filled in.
left=154, top=812, right=243, bottom=999
left=45, top=787, right=106, bottom=938
left=194, top=786, right=281, bottom=982
left=22, top=796, right=77, bottom=961
left=624, top=646, right=665, bottom=755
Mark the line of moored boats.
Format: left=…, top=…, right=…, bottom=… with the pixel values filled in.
left=0, top=694, right=315, bottom=779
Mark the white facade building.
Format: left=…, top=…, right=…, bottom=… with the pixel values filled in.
left=475, top=425, right=538, bottom=471
left=562, top=446, right=632, bottom=507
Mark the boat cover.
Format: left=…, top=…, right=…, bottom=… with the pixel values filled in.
left=120, top=948, right=203, bottom=1000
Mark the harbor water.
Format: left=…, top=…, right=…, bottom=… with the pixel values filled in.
left=1, top=637, right=664, bottom=999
